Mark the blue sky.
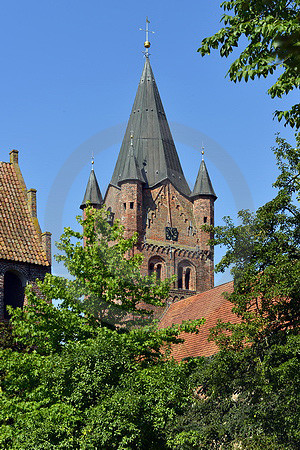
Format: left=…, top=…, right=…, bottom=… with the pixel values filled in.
left=0, top=1, right=298, bottom=284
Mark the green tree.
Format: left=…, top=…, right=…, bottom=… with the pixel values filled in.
left=165, top=135, right=300, bottom=449
left=9, top=206, right=173, bottom=354
left=167, top=336, right=299, bottom=449
left=0, top=206, right=204, bottom=449
left=198, top=0, right=300, bottom=128
left=0, top=326, right=202, bottom=449
left=210, top=134, right=300, bottom=349
left=161, top=7, right=300, bottom=447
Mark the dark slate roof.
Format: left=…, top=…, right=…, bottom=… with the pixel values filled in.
left=80, top=169, right=103, bottom=209
left=0, top=162, right=49, bottom=266
left=158, top=281, right=238, bottom=359
left=191, top=160, right=217, bottom=200
left=110, top=57, right=191, bottom=197
left=118, top=146, right=144, bottom=184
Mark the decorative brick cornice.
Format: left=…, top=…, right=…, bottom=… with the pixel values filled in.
left=141, top=241, right=211, bottom=261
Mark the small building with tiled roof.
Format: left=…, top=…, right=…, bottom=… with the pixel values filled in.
left=158, top=281, right=241, bottom=359
left=0, top=150, right=51, bottom=320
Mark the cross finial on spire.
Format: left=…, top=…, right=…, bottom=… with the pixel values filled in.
left=139, top=17, right=155, bottom=57
left=201, top=142, right=205, bottom=161
left=91, top=151, right=94, bottom=170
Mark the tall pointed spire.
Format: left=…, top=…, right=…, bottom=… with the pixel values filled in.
left=192, top=158, right=217, bottom=199
left=80, top=167, right=103, bottom=210
left=110, top=57, right=191, bottom=197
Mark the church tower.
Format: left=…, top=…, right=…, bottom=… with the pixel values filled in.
left=82, top=33, right=217, bottom=302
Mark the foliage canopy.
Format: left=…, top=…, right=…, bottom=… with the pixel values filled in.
left=165, top=136, right=300, bottom=449
left=0, top=207, right=204, bottom=449
left=198, top=0, right=300, bottom=128
left=209, top=134, right=300, bottom=349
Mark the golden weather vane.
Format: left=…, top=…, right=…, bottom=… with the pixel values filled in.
left=91, top=150, right=95, bottom=170
left=139, top=17, right=155, bottom=57
left=201, top=142, right=205, bottom=160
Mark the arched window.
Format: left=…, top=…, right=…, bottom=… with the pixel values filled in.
left=185, top=268, right=191, bottom=290
left=149, top=263, right=154, bottom=276
left=156, top=264, right=162, bottom=280
left=178, top=266, right=183, bottom=289
left=177, top=261, right=196, bottom=291
left=4, top=271, right=25, bottom=320
left=148, top=257, right=165, bottom=281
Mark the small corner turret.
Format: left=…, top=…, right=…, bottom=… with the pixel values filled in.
left=191, top=151, right=217, bottom=200
left=117, top=134, right=144, bottom=186
left=192, top=153, right=217, bottom=290
left=118, top=135, right=144, bottom=241
left=80, top=166, right=103, bottom=213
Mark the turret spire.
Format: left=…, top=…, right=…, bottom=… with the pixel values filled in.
left=80, top=165, right=103, bottom=210
left=192, top=152, right=217, bottom=200
left=118, top=133, right=144, bottom=184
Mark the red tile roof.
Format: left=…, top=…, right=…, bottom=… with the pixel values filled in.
left=158, top=281, right=240, bottom=360
left=0, top=162, right=49, bottom=266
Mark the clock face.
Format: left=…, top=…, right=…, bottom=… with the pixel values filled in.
left=165, top=226, right=179, bottom=241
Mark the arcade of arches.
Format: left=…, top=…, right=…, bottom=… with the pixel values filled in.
left=148, top=257, right=196, bottom=292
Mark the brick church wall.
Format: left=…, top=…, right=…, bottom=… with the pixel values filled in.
left=105, top=179, right=214, bottom=302
left=0, top=259, right=50, bottom=319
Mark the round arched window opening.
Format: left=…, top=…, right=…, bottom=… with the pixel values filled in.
left=178, top=266, right=183, bottom=289
left=177, top=262, right=196, bottom=291
left=156, top=264, right=162, bottom=281
left=149, top=263, right=154, bottom=276
left=185, top=268, right=191, bottom=290
left=4, top=271, right=25, bottom=320
left=148, top=257, right=165, bottom=281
